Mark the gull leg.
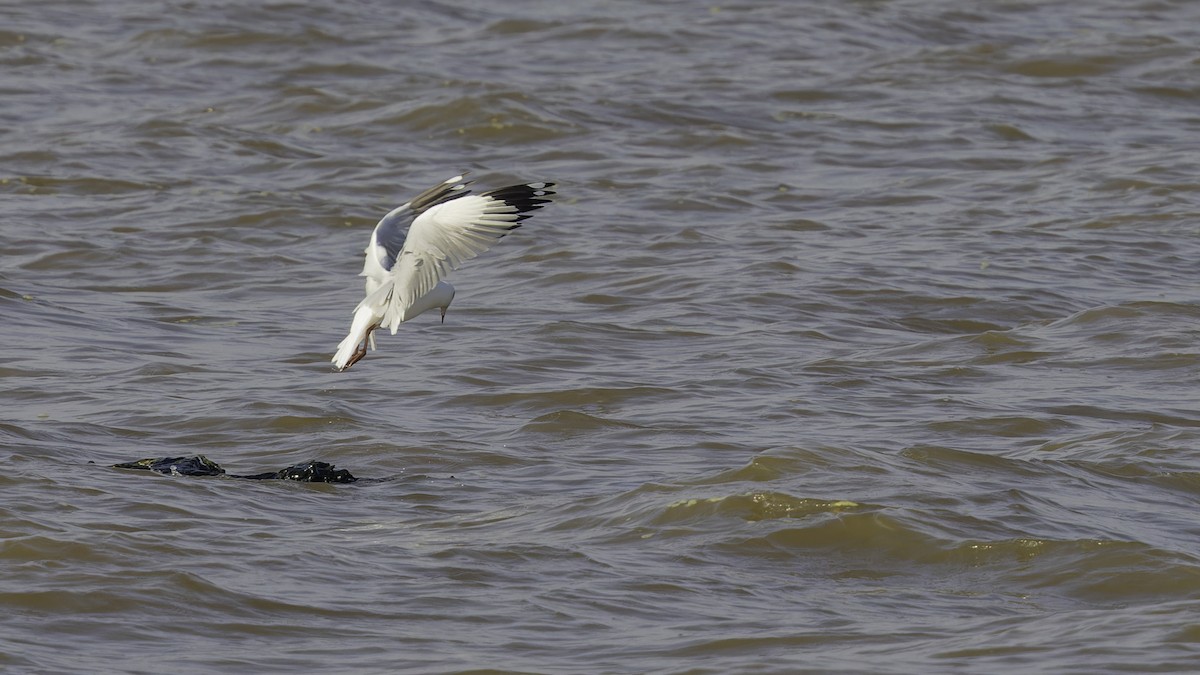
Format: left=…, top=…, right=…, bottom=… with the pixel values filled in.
left=342, top=325, right=376, bottom=370
left=343, top=341, right=367, bottom=370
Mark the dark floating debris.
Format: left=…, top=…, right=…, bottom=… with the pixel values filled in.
left=112, top=455, right=225, bottom=476
left=110, top=455, right=358, bottom=483
left=240, top=460, right=357, bottom=484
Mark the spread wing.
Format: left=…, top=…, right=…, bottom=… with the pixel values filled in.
left=380, top=181, right=555, bottom=332
left=369, top=173, right=474, bottom=273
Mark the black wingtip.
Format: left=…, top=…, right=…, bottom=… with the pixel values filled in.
left=482, top=182, right=557, bottom=214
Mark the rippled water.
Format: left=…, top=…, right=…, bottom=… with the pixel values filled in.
left=5, top=0, right=1200, bottom=672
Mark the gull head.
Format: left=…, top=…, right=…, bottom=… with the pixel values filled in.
left=426, top=281, right=455, bottom=324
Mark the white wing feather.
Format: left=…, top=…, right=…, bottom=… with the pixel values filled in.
left=381, top=195, right=524, bottom=333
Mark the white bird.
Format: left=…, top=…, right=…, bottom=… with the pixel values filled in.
left=332, top=172, right=555, bottom=371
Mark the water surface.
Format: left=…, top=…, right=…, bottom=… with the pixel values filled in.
left=4, top=1, right=1200, bottom=672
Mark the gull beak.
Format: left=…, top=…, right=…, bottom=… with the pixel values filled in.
left=440, top=307, right=448, bottom=324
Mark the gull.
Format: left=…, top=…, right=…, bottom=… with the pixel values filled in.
left=332, top=172, right=555, bottom=371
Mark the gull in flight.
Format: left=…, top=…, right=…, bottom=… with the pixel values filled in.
left=332, top=172, right=555, bottom=371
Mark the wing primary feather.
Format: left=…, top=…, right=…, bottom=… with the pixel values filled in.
left=408, top=172, right=474, bottom=213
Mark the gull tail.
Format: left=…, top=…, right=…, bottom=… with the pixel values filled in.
left=331, top=332, right=363, bottom=372
left=332, top=304, right=382, bottom=371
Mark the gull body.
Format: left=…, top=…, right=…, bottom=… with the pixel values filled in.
left=332, top=173, right=555, bottom=371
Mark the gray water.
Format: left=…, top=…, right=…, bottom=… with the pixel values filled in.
left=4, top=1, right=1200, bottom=672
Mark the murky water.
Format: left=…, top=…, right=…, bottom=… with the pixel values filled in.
left=4, top=1, right=1200, bottom=672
